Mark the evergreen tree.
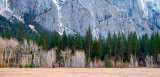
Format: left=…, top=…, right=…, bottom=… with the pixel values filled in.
left=5, top=26, right=11, bottom=39
left=71, top=36, right=78, bottom=54
left=46, top=32, right=50, bottom=51
left=10, top=32, right=14, bottom=38
left=30, top=34, right=35, bottom=42
left=17, top=22, right=24, bottom=43
left=85, top=26, right=93, bottom=61
left=132, top=32, right=140, bottom=57
left=50, top=33, right=54, bottom=49
left=144, top=34, right=150, bottom=56
left=26, top=31, right=30, bottom=45
left=117, top=32, right=124, bottom=60
left=92, top=37, right=98, bottom=60
left=50, top=31, right=59, bottom=49
left=58, top=37, right=63, bottom=50
left=140, top=35, right=146, bottom=60
left=127, top=32, right=133, bottom=61
left=106, top=31, right=112, bottom=59
left=150, top=33, right=156, bottom=56
left=1, top=31, right=5, bottom=38
left=63, top=30, right=67, bottom=50
left=76, top=33, right=83, bottom=50
left=122, top=34, right=127, bottom=61
left=56, top=36, right=63, bottom=63
left=112, top=32, right=118, bottom=66
left=39, top=32, right=46, bottom=50
left=155, top=32, right=160, bottom=57
left=67, top=34, right=73, bottom=49
left=97, top=34, right=102, bottom=59
left=112, top=32, right=118, bottom=57
left=53, top=30, right=59, bottom=48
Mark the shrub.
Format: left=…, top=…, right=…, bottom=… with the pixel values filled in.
left=19, top=64, right=23, bottom=68
left=104, top=55, right=112, bottom=67
left=25, top=64, right=29, bottom=68
left=29, top=64, right=35, bottom=68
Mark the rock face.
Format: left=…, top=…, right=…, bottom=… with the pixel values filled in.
left=0, top=0, right=160, bottom=37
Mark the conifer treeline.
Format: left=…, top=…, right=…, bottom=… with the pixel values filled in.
left=1, top=23, right=160, bottom=66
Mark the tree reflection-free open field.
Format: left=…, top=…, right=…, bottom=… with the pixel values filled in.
left=0, top=68, right=160, bottom=77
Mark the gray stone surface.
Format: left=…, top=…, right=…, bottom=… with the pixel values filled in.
left=0, top=0, right=160, bottom=38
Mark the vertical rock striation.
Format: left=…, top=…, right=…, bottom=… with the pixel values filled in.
left=0, top=0, right=160, bottom=37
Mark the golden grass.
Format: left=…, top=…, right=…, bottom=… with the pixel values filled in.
left=0, top=68, right=160, bottom=77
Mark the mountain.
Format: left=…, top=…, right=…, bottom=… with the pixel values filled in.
left=0, top=0, right=160, bottom=38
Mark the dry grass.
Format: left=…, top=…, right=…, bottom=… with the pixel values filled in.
left=0, top=68, right=160, bottom=77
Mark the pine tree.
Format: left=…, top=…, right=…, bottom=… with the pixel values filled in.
left=127, top=32, right=133, bottom=61
left=46, top=32, right=50, bottom=51
left=76, top=33, right=83, bottom=50
left=122, top=34, right=127, bottom=61
left=1, top=31, right=5, bottom=38
left=71, top=36, right=78, bottom=54
left=26, top=31, right=30, bottom=45
left=144, top=34, right=150, bottom=56
left=132, top=32, right=140, bottom=57
left=106, top=31, right=112, bottom=59
left=63, top=30, right=67, bottom=50
left=92, top=37, right=98, bottom=61
left=150, top=33, right=155, bottom=56
left=17, top=22, right=24, bottom=43
left=85, top=26, right=93, bottom=61
left=67, top=34, right=73, bottom=49
left=53, top=30, right=59, bottom=48
left=50, top=33, right=54, bottom=49
left=5, top=26, right=11, bottom=39
left=50, top=31, right=58, bottom=49
left=10, top=32, right=14, bottom=38
left=97, top=34, right=102, bottom=59
left=112, top=32, right=118, bottom=66
left=39, top=32, right=46, bottom=50
left=56, top=36, right=63, bottom=63
left=155, top=32, right=160, bottom=57
left=117, top=32, right=124, bottom=60
left=58, top=37, right=63, bottom=50
left=113, top=32, right=118, bottom=57
left=30, top=34, right=35, bottom=42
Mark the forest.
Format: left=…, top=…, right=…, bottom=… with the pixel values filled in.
left=0, top=22, right=160, bottom=68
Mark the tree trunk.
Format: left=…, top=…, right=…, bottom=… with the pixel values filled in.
left=68, top=49, right=70, bottom=67
left=88, top=46, right=91, bottom=67
left=14, top=48, right=17, bottom=67
left=7, top=48, right=13, bottom=67
left=1, top=49, right=3, bottom=67
left=4, top=48, right=6, bottom=67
